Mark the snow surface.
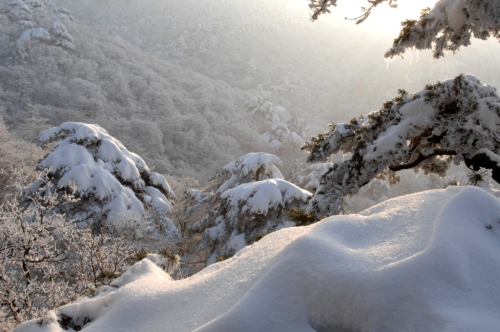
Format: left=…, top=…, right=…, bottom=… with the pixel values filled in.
left=15, top=186, right=500, bottom=332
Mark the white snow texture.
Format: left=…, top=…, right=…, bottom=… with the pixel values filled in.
left=14, top=186, right=500, bottom=332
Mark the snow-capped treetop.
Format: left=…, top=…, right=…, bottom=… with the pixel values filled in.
left=190, top=177, right=311, bottom=262
left=212, top=152, right=284, bottom=194
left=49, top=21, right=73, bottom=41
left=17, top=20, right=36, bottom=29
left=24, top=0, right=45, bottom=16
left=38, top=122, right=174, bottom=198
left=303, top=74, right=500, bottom=216
left=48, top=21, right=75, bottom=50
left=33, top=122, right=175, bottom=227
left=221, top=152, right=283, bottom=178
left=56, top=7, right=74, bottom=21
left=8, top=0, right=33, bottom=21
left=221, top=178, right=312, bottom=216
left=263, top=122, right=304, bottom=151
left=17, top=27, right=50, bottom=45
left=246, top=96, right=281, bottom=124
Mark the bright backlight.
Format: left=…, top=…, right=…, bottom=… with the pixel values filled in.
left=320, top=0, right=439, bottom=34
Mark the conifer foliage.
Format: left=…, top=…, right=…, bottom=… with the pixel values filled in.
left=303, top=75, right=500, bottom=216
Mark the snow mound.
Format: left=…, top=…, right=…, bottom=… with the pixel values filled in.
left=15, top=186, right=500, bottom=332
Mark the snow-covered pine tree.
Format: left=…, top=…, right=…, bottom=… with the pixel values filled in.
left=246, top=96, right=281, bottom=124
left=48, top=21, right=75, bottom=50
left=185, top=152, right=311, bottom=263
left=8, top=0, right=33, bottom=21
left=309, top=0, right=500, bottom=59
left=286, top=114, right=308, bottom=141
left=262, top=121, right=304, bottom=151
left=209, top=152, right=285, bottom=195
left=27, top=122, right=178, bottom=236
left=181, top=152, right=285, bottom=236
left=24, top=0, right=46, bottom=17
left=55, top=7, right=74, bottom=21
left=303, top=75, right=500, bottom=216
left=192, top=178, right=311, bottom=264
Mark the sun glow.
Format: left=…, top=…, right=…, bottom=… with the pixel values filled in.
left=321, top=0, right=440, bottom=34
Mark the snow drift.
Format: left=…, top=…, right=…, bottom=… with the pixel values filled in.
left=15, top=186, right=500, bottom=332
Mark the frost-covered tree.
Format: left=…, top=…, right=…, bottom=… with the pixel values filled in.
left=208, top=152, right=285, bottom=195
left=303, top=75, right=500, bottom=216
left=0, top=183, right=79, bottom=330
left=286, top=114, right=308, bottom=141
left=246, top=96, right=282, bottom=125
left=308, top=0, right=500, bottom=59
left=181, top=153, right=285, bottom=236
left=0, top=171, right=135, bottom=330
left=180, top=152, right=301, bottom=265
left=263, top=121, right=304, bottom=151
left=190, top=178, right=311, bottom=263
left=28, top=122, right=178, bottom=236
left=16, top=117, right=50, bottom=143
left=55, top=7, right=74, bottom=21
left=48, top=21, right=75, bottom=50
left=24, top=0, right=46, bottom=17
left=8, top=0, right=33, bottom=21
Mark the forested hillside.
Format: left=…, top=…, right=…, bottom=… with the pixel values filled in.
left=0, top=0, right=307, bottom=182
left=3, top=0, right=500, bottom=182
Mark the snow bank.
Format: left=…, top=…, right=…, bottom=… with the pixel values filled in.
left=15, top=186, right=500, bottom=332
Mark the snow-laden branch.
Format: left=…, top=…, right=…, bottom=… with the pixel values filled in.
left=309, top=0, right=500, bottom=59
left=386, top=0, right=500, bottom=58
left=303, top=74, right=500, bottom=216
left=309, top=0, right=397, bottom=22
